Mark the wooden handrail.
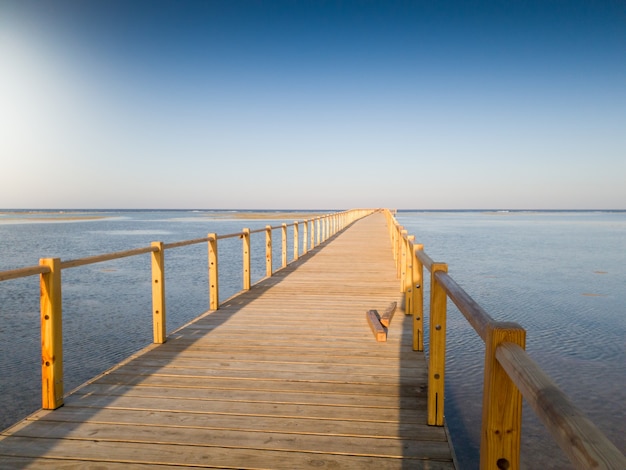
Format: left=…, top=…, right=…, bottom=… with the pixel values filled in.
left=60, top=246, right=158, bottom=269
left=216, top=231, right=245, bottom=240
left=163, top=236, right=211, bottom=249
left=0, top=264, right=50, bottom=282
left=496, top=342, right=626, bottom=469
left=434, top=270, right=493, bottom=342
left=384, top=208, right=625, bottom=469
left=415, top=249, right=434, bottom=272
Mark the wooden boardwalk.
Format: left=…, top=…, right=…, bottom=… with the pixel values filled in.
left=0, top=213, right=456, bottom=469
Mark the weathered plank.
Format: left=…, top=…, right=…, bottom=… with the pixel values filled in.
left=367, top=309, right=387, bottom=341
left=380, top=301, right=398, bottom=327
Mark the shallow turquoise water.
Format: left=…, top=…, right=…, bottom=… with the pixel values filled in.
left=1, top=210, right=624, bottom=468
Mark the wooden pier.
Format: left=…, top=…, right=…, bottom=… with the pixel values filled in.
left=0, top=212, right=456, bottom=468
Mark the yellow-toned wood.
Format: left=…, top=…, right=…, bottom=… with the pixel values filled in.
left=404, top=235, right=414, bottom=314
left=366, top=310, right=387, bottom=341
left=150, top=242, right=166, bottom=344
left=303, top=220, right=308, bottom=254
left=242, top=228, right=251, bottom=290
left=208, top=234, right=219, bottom=310
left=310, top=219, right=315, bottom=249
left=496, top=342, right=626, bottom=470
left=293, top=222, right=299, bottom=261
left=400, top=230, right=408, bottom=294
left=281, top=223, right=287, bottom=268
left=480, top=322, right=525, bottom=470
left=379, top=301, right=397, bottom=327
left=39, top=257, right=64, bottom=410
left=396, top=226, right=403, bottom=279
left=413, top=244, right=424, bottom=352
left=265, top=225, right=272, bottom=277
left=428, top=263, right=448, bottom=426
left=390, top=222, right=398, bottom=266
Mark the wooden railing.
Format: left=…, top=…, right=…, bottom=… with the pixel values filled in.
left=384, top=209, right=625, bottom=470
left=0, top=209, right=373, bottom=412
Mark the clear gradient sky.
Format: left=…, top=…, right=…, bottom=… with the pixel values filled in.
left=1, top=1, right=624, bottom=209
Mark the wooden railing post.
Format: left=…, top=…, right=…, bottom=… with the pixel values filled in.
left=40, top=257, right=64, bottom=409
left=303, top=220, right=308, bottom=254
left=208, top=233, right=219, bottom=310
left=396, top=226, right=403, bottom=279
left=404, top=235, right=414, bottom=314
left=151, top=242, right=166, bottom=344
left=310, top=219, right=315, bottom=249
left=293, top=221, right=299, bottom=261
left=480, top=322, right=526, bottom=470
left=400, top=230, right=408, bottom=292
left=413, top=244, right=424, bottom=351
left=428, top=263, right=448, bottom=426
left=281, top=224, right=287, bottom=268
left=265, top=225, right=272, bottom=277
left=242, top=228, right=251, bottom=290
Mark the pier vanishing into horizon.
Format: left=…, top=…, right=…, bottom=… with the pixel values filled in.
left=0, top=209, right=623, bottom=469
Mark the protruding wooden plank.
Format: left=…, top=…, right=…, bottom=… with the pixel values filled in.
left=379, top=301, right=397, bottom=327
left=366, top=309, right=387, bottom=342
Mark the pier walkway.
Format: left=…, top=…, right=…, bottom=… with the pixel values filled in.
left=0, top=213, right=456, bottom=469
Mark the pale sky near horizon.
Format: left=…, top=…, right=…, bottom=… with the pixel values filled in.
left=1, top=1, right=624, bottom=210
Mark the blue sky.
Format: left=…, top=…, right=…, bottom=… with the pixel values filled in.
left=1, top=1, right=624, bottom=209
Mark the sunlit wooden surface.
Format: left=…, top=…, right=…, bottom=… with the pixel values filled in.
left=0, top=213, right=455, bottom=469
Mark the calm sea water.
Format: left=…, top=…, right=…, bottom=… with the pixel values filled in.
left=396, top=210, right=625, bottom=469
left=1, top=210, right=624, bottom=469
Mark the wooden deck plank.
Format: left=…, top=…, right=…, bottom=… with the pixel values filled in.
left=9, top=421, right=452, bottom=459
left=0, top=212, right=455, bottom=468
left=0, top=437, right=455, bottom=469
left=22, top=408, right=447, bottom=441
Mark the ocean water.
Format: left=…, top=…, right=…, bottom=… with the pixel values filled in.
left=396, top=210, right=625, bottom=469
left=0, top=210, right=300, bottom=431
left=1, top=210, right=624, bottom=468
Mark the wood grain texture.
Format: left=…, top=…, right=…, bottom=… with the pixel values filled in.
left=0, top=213, right=455, bottom=468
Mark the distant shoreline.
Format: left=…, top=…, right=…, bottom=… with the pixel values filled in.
left=0, top=210, right=333, bottom=222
